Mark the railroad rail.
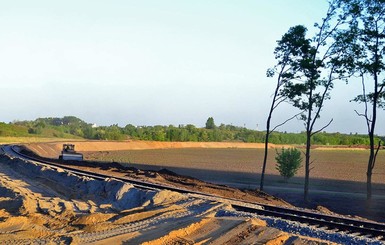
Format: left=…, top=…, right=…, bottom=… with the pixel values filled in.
left=3, top=144, right=385, bottom=242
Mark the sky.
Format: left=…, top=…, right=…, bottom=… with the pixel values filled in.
left=0, top=0, right=384, bottom=135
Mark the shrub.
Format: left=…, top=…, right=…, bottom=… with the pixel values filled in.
left=275, top=148, right=302, bottom=181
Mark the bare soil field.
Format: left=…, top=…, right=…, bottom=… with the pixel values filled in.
left=28, top=140, right=385, bottom=184
left=26, top=140, right=385, bottom=223
left=0, top=147, right=340, bottom=244
left=26, top=140, right=385, bottom=187
left=83, top=147, right=385, bottom=223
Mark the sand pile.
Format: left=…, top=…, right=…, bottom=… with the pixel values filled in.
left=0, top=155, right=191, bottom=212
left=0, top=152, right=335, bottom=244
left=0, top=154, right=191, bottom=242
left=4, top=155, right=154, bottom=210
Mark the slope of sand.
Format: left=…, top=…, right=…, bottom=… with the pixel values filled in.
left=0, top=153, right=334, bottom=244
left=25, top=140, right=369, bottom=160
left=25, top=140, right=277, bottom=158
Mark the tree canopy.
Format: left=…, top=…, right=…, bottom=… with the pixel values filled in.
left=333, top=0, right=385, bottom=199
left=2, top=116, right=381, bottom=146
left=205, top=117, right=216, bottom=129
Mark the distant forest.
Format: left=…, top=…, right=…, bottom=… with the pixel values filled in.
left=1, top=116, right=383, bottom=146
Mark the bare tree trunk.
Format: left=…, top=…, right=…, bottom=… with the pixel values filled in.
left=356, top=74, right=378, bottom=200
left=367, top=57, right=378, bottom=199
left=304, top=130, right=311, bottom=202
left=367, top=106, right=376, bottom=200
left=260, top=69, right=283, bottom=191
left=367, top=159, right=373, bottom=200
left=260, top=131, right=270, bottom=191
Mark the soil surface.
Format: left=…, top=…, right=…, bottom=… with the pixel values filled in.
left=0, top=145, right=337, bottom=244
left=25, top=140, right=385, bottom=222
left=20, top=144, right=293, bottom=208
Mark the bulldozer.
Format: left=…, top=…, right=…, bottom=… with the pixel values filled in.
left=59, top=144, right=83, bottom=161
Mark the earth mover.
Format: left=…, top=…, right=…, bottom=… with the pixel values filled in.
left=59, top=144, right=83, bottom=161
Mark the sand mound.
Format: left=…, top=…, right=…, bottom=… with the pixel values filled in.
left=147, top=190, right=188, bottom=207
left=73, top=213, right=116, bottom=226
left=0, top=148, right=349, bottom=244
left=2, top=155, right=158, bottom=211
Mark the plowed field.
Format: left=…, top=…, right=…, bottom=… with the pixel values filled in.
left=26, top=140, right=385, bottom=223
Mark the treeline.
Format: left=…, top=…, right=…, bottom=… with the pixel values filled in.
left=5, top=116, right=383, bottom=146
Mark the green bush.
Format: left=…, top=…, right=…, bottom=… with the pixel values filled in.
left=275, top=148, right=302, bottom=181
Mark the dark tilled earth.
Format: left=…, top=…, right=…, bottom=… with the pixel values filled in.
left=24, top=143, right=385, bottom=223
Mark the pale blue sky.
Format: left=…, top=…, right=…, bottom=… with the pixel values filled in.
left=0, top=1, right=382, bottom=134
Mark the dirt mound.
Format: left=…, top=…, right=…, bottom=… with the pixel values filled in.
left=0, top=153, right=333, bottom=244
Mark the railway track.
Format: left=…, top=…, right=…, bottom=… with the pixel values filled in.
left=3, top=144, right=385, bottom=242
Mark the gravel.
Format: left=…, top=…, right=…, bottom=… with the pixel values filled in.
left=216, top=209, right=385, bottom=244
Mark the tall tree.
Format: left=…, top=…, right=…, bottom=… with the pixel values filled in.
left=260, top=27, right=305, bottom=191
left=335, top=0, right=385, bottom=200
left=273, top=3, right=349, bottom=201
left=205, top=117, right=216, bottom=129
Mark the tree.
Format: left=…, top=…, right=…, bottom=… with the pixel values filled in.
left=273, top=3, right=349, bottom=201
left=275, top=148, right=302, bottom=181
left=260, top=26, right=305, bottom=191
left=334, top=0, right=385, bottom=199
left=205, top=117, right=216, bottom=129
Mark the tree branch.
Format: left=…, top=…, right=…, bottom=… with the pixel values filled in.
left=354, top=109, right=372, bottom=122
left=310, top=68, right=334, bottom=132
left=271, top=111, right=303, bottom=133
left=272, top=95, right=287, bottom=109
left=310, top=160, right=316, bottom=172
left=310, top=159, right=316, bottom=166
left=378, top=79, right=385, bottom=94
left=354, top=109, right=365, bottom=117
left=358, top=74, right=371, bottom=132
left=311, top=118, right=334, bottom=136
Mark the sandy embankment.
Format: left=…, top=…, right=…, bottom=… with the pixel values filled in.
left=25, top=140, right=368, bottom=160
left=26, top=140, right=277, bottom=159
left=0, top=153, right=329, bottom=244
